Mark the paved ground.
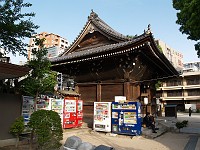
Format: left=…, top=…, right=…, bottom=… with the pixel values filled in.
left=1, top=112, right=199, bottom=150
left=60, top=112, right=200, bottom=150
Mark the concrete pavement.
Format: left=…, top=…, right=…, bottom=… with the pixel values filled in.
left=60, top=112, right=200, bottom=150
left=1, top=112, right=199, bottom=149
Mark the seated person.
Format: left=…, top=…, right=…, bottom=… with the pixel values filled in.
left=143, top=112, right=157, bottom=133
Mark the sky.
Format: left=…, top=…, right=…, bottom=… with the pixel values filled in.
left=9, top=0, right=199, bottom=64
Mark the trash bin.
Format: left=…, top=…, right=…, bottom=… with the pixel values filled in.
left=77, top=142, right=95, bottom=150
left=94, top=145, right=115, bottom=150
left=63, top=136, right=82, bottom=150
left=165, top=105, right=177, bottom=118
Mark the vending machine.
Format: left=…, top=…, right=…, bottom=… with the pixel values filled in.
left=93, top=102, right=112, bottom=132
left=76, top=100, right=83, bottom=127
left=36, top=97, right=52, bottom=110
left=22, top=96, right=34, bottom=125
left=63, top=98, right=77, bottom=128
left=51, top=98, right=64, bottom=125
left=111, top=101, right=142, bottom=135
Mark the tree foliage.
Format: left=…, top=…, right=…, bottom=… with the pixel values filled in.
left=28, top=110, right=63, bottom=150
left=0, top=0, right=39, bottom=56
left=9, top=116, right=25, bottom=147
left=155, top=80, right=162, bottom=89
left=175, top=120, right=188, bottom=132
left=20, top=38, right=57, bottom=110
left=173, top=0, right=200, bottom=57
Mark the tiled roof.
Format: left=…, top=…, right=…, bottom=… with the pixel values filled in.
left=0, top=62, right=30, bottom=80
left=50, top=34, right=147, bottom=63
left=90, top=11, right=130, bottom=41
left=60, top=11, right=131, bottom=56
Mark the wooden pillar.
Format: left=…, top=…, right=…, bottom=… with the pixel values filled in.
left=132, top=84, right=140, bottom=100
left=124, top=82, right=130, bottom=101
left=75, top=84, right=79, bottom=93
left=97, top=83, right=101, bottom=102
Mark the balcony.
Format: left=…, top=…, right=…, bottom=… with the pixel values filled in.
left=184, top=96, right=200, bottom=100
left=160, top=96, right=184, bottom=101
left=159, top=86, right=183, bottom=90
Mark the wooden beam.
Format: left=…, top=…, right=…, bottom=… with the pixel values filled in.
left=123, top=82, right=130, bottom=101
left=97, top=83, right=101, bottom=102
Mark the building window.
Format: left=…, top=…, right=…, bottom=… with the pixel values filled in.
left=167, top=90, right=182, bottom=97
left=187, top=89, right=200, bottom=96
left=166, top=79, right=182, bottom=86
left=166, top=48, right=172, bottom=62
left=156, top=92, right=162, bottom=98
left=186, top=77, right=200, bottom=85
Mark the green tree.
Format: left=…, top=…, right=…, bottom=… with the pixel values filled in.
left=157, top=45, right=163, bottom=53
left=9, top=116, right=25, bottom=148
left=0, top=0, right=39, bottom=56
left=21, top=38, right=57, bottom=111
left=175, top=120, right=188, bottom=132
left=173, top=0, right=200, bottom=57
left=28, top=110, right=63, bottom=150
left=155, top=80, right=162, bottom=89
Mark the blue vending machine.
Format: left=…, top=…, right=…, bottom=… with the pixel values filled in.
left=111, top=101, right=142, bottom=136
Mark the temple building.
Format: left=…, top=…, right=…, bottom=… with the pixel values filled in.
left=50, top=11, right=178, bottom=122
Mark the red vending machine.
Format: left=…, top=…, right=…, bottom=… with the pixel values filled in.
left=63, top=96, right=83, bottom=128
left=63, top=97, right=77, bottom=128
left=76, top=99, right=83, bottom=127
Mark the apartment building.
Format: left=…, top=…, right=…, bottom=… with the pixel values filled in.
left=156, top=63, right=200, bottom=111
left=47, top=46, right=65, bottom=58
left=155, top=39, right=183, bottom=72
left=183, top=61, right=200, bottom=72
left=28, top=32, right=69, bottom=60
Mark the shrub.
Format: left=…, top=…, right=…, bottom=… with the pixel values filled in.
left=9, top=116, right=25, bottom=147
left=182, top=120, right=188, bottom=127
left=176, top=122, right=184, bottom=132
left=176, top=120, right=188, bottom=132
left=28, top=110, right=63, bottom=150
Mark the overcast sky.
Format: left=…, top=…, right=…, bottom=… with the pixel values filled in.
left=9, top=0, right=199, bottom=64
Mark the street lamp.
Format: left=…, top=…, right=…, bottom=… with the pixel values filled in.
left=144, top=97, right=148, bottom=115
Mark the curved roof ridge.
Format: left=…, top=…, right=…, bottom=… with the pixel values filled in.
left=89, top=11, right=130, bottom=41
left=60, top=15, right=92, bottom=56
left=60, top=11, right=133, bottom=56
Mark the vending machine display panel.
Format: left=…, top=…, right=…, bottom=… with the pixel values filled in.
left=93, top=102, right=112, bottom=132
left=111, top=102, right=142, bottom=136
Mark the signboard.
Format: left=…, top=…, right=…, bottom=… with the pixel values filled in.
left=114, top=96, right=126, bottom=103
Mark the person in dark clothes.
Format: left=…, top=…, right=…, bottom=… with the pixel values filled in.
left=143, top=112, right=157, bottom=133
left=189, top=107, right=192, bottom=117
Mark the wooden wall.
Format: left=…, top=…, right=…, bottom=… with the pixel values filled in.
left=101, top=84, right=123, bottom=102
left=77, top=82, right=154, bottom=127
left=78, top=83, right=123, bottom=127
left=79, top=85, right=97, bottom=103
